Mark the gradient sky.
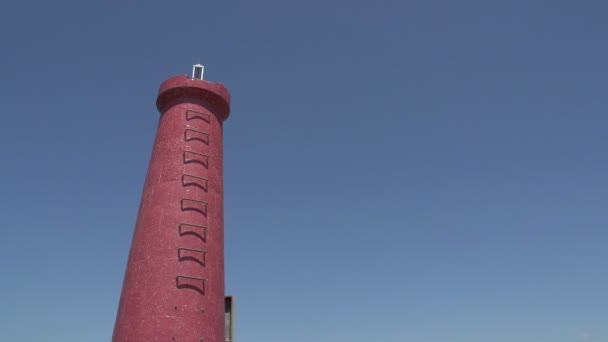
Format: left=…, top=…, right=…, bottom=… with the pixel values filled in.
left=1, top=0, right=607, bottom=341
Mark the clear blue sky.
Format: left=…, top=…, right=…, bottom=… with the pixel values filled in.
left=1, top=0, right=607, bottom=341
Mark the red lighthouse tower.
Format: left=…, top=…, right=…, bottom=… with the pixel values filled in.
left=113, top=65, right=231, bottom=341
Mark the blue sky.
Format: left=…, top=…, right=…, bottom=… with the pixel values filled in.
left=1, top=0, right=607, bottom=341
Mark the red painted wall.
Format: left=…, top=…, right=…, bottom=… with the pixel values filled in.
left=113, top=75, right=231, bottom=342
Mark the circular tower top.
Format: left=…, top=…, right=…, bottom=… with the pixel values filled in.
left=156, top=74, right=231, bottom=121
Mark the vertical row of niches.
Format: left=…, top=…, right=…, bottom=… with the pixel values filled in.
left=176, top=109, right=212, bottom=295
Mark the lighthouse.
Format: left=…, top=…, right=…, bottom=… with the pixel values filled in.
left=113, top=65, right=231, bottom=341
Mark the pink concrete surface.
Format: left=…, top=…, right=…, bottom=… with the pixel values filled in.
left=113, top=75, right=230, bottom=342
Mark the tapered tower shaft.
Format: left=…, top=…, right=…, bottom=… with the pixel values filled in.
left=113, top=73, right=231, bottom=341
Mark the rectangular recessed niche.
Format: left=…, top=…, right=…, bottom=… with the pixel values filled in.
left=181, top=198, right=208, bottom=216
left=183, top=151, right=209, bottom=168
left=178, top=223, right=207, bottom=242
left=178, top=247, right=207, bottom=266
left=176, top=275, right=206, bottom=295
left=186, top=110, right=211, bottom=123
left=185, top=128, right=210, bottom=145
left=182, top=174, right=208, bottom=191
